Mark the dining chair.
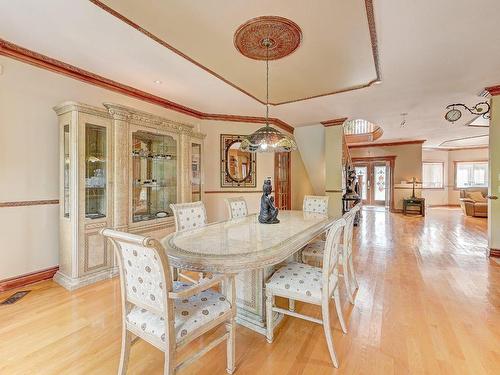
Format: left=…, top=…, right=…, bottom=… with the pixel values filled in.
left=170, top=201, right=208, bottom=232
left=101, top=228, right=236, bottom=375
left=303, top=195, right=329, bottom=214
left=302, top=203, right=361, bottom=304
left=265, top=217, right=347, bottom=368
left=290, top=195, right=330, bottom=312
left=170, top=202, right=208, bottom=283
left=225, top=197, right=248, bottom=219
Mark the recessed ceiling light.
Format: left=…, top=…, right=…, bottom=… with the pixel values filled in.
left=154, top=80, right=162, bottom=84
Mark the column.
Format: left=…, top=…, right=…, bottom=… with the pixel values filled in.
left=487, top=88, right=500, bottom=257
left=324, top=119, right=346, bottom=217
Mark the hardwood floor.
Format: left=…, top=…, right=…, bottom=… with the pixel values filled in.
left=0, top=208, right=498, bottom=374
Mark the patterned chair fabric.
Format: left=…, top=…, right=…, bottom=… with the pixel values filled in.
left=170, top=201, right=208, bottom=232
left=120, top=241, right=166, bottom=312
left=225, top=197, right=249, bottom=219
left=127, top=282, right=231, bottom=343
left=266, top=262, right=325, bottom=301
left=303, top=195, right=329, bottom=215
left=100, top=229, right=237, bottom=374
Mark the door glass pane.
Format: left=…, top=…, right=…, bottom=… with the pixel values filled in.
left=132, top=131, right=177, bottom=222
left=85, top=124, right=106, bottom=219
left=191, top=143, right=201, bottom=202
left=374, top=165, right=386, bottom=201
left=63, top=125, right=70, bottom=218
left=355, top=166, right=367, bottom=200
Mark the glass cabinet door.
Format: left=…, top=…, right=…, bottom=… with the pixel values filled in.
left=132, top=131, right=177, bottom=222
left=191, top=142, right=202, bottom=202
left=63, top=125, right=70, bottom=218
left=85, top=124, right=107, bottom=219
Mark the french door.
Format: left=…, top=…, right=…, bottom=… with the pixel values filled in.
left=274, top=152, right=291, bottom=210
left=354, top=161, right=390, bottom=206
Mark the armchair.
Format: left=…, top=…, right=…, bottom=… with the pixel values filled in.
left=459, top=188, right=488, bottom=217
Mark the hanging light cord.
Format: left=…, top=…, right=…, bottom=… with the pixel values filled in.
left=265, top=40, right=270, bottom=125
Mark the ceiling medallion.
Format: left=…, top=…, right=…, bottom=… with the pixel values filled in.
left=234, top=16, right=302, bottom=61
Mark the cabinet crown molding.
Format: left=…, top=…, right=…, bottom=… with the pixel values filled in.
left=53, top=101, right=111, bottom=118
left=103, top=102, right=205, bottom=138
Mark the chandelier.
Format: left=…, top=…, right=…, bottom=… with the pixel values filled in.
left=240, top=38, right=297, bottom=153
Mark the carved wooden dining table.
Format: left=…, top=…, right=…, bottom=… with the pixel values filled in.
left=161, top=210, right=338, bottom=335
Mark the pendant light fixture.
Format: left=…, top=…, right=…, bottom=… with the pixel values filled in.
left=240, top=38, right=297, bottom=153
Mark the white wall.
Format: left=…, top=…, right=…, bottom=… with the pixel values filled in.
left=0, top=57, right=312, bottom=280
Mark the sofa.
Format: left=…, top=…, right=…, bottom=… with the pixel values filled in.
left=459, top=188, right=488, bottom=217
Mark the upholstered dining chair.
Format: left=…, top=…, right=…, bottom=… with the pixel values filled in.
left=170, top=202, right=208, bottom=283
left=225, top=197, right=249, bottom=219
left=303, top=195, right=329, bottom=214
left=170, top=201, right=208, bottom=232
left=265, top=217, right=347, bottom=368
left=101, top=228, right=236, bottom=375
left=302, top=203, right=361, bottom=305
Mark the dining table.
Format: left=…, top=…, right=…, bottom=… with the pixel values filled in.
left=161, top=210, right=339, bottom=335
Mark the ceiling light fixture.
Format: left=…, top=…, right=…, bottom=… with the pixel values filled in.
left=239, top=38, right=297, bottom=153
left=154, top=80, right=162, bottom=84
left=444, top=101, right=490, bottom=123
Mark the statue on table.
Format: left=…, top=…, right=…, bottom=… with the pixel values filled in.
left=258, top=179, right=279, bottom=224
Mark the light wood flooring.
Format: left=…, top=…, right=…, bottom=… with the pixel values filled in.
left=0, top=208, right=498, bottom=374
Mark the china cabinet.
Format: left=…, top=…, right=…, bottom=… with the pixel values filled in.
left=54, top=102, right=204, bottom=290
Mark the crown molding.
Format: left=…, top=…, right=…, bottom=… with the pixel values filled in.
left=89, top=0, right=381, bottom=106
left=348, top=139, right=426, bottom=148
left=423, top=146, right=489, bottom=152
left=485, top=84, right=500, bottom=96
left=321, top=117, right=348, bottom=127
left=0, top=38, right=294, bottom=133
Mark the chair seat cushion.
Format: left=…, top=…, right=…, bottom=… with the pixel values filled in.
left=302, top=241, right=344, bottom=266
left=126, top=281, right=231, bottom=343
left=266, top=262, right=326, bottom=301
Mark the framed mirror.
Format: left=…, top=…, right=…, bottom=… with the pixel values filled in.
left=220, top=134, right=256, bottom=187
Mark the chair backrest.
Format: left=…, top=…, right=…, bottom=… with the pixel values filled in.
left=101, top=229, right=174, bottom=319
left=342, top=203, right=361, bottom=258
left=225, top=197, right=248, bottom=219
left=170, top=201, right=208, bottom=232
left=460, top=187, right=487, bottom=199
left=303, top=195, right=329, bottom=214
left=321, top=217, right=346, bottom=295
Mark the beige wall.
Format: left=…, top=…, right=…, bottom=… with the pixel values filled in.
left=422, top=148, right=489, bottom=206
left=0, top=57, right=312, bottom=280
left=349, top=143, right=423, bottom=210
left=324, top=126, right=344, bottom=216
left=489, top=96, right=500, bottom=252
left=422, top=149, right=449, bottom=206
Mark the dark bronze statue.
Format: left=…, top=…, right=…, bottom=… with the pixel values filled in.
left=258, top=179, right=279, bottom=224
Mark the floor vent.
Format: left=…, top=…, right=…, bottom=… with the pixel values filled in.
left=0, top=291, right=30, bottom=305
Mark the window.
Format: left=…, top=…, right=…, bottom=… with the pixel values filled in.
left=455, top=161, right=488, bottom=188
left=422, top=162, right=444, bottom=189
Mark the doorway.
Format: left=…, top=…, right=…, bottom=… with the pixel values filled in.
left=275, top=152, right=291, bottom=210
left=353, top=157, right=394, bottom=209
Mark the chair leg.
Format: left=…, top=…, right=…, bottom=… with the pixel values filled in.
left=225, top=319, right=236, bottom=374
left=288, top=299, right=295, bottom=312
left=333, top=287, right=347, bottom=334
left=118, top=329, right=132, bottom=375
left=349, top=255, right=359, bottom=291
left=163, top=351, right=175, bottom=375
left=321, top=300, right=339, bottom=368
left=342, top=258, right=354, bottom=305
left=265, top=291, right=274, bottom=344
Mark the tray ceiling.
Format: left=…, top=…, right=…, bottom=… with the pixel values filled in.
left=95, top=0, right=379, bottom=105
